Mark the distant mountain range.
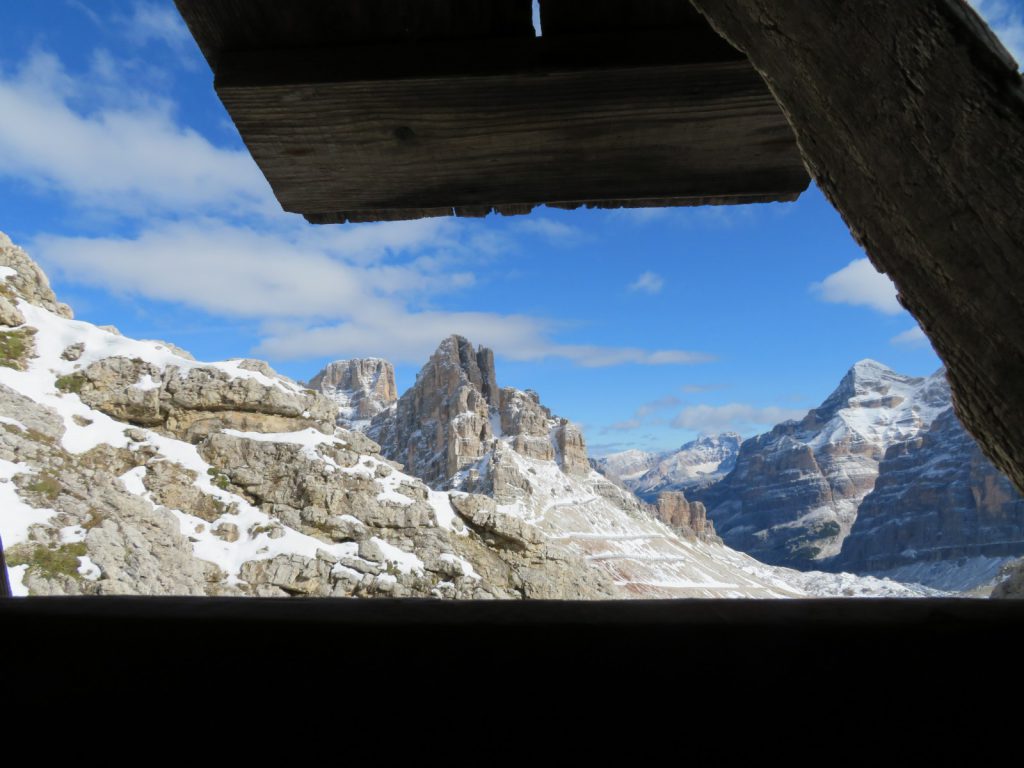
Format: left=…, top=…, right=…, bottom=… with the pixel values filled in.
left=593, top=432, right=742, bottom=501
left=598, top=359, right=1024, bottom=589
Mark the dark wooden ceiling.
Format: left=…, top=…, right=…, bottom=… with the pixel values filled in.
left=175, top=0, right=810, bottom=224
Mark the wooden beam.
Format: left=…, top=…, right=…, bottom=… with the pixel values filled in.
left=689, top=0, right=1024, bottom=494
left=218, top=53, right=808, bottom=222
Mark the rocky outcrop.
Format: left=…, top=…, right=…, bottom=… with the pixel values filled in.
left=694, top=361, right=950, bottom=568
left=65, top=356, right=336, bottom=441
left=553, top=421, right=589, bottom=477
left=371, top=335, right=498, bottom=488
left=655, top=491, right=720, bottom=544
left=690, top=0, right=1024, bottom=496
left=992, top=558, right=1024, bottom=598
left=830, top=408, right=1024, bottom=587
left=307, top=358, right=397, bottom=429
left=0, top=232, right=72, bottom=319
left=597, top=433, right=742, bottom=501
left=499, top=387, right=555, bottom=463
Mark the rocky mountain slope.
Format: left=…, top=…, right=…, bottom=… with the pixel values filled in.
left=363, top=336, right=937, bottom=597
left=307, top=358, right=396, bottom=431
left=693, top=360, right=950, bottom=569
left=0, top=232, right=939, bottom=599
left=830, top=407, right=1024, bottom=590
left=596, top=433, right=742, bottom=501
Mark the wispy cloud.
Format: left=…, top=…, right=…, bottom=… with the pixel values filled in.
left=628, top=271, right=665, bottom=294
left=811, top=258, right=903, bottom=315
left=34, top=219, right=713, bottom=367
left=603, top=394, right=685, bottom=432
left=670, top=403, right=806, bottom=435
left=0, top=51, right=273, bottom=218
left=513, top=218, right=584, bottom=244
left=117, top=2, right=195, bottom=56
left=891, top=325, right=932, bottom=348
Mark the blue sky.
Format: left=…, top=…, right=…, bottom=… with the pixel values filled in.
left=1, top=1, right=1020, bottom=456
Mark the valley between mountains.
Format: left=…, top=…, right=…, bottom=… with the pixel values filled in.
left=2, top=231, right=1022, bottom=599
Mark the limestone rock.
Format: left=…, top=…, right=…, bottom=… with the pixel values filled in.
left=308, top=358, right=397, bottom=429
left=0, top=295, right=24, bottom=327
left=67, top=356, right=337, bottom=440
left=500, top=388, right=555, bottom=462
left=694, top=361, right=950, bottom=568
left=992, top=558, right=1024, bottom=598
left=61, top=342, right=84, bottom=361
left=831, top=408, right=1024, bottom=588
left=656, top=491, right=720, bottom=544
left=0, top=232, right=73, bottom=318
left=554, top=420, right=589, bottom=477
left=371, top=335, right=498, bottom=488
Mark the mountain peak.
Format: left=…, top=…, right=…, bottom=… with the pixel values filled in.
left=307, top=357, right=397, bottom=430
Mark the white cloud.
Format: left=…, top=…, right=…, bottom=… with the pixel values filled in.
left=891, top=326, right=932, bottom=348
left=513, top=218, right=583, bottom=243
left=812, top=258, right=903, bottom=315
left=969, top=0, right=1024, bottom=66
left=628, top=271, right=665, bottom=294
left=118, top=2, right=194, bottom=55
left=0, top=51, right=274, bottom=217
left=34, top=220, right=713, bottom=367
left=671, top=403, right=806, bottom=435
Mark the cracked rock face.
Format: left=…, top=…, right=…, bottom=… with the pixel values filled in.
left=831, top=408, right=1024, bottom=587
left=68, top=356, right=337, bottom=441
left=371, top=335, right=500, bottom=489
left=307, top=358, right=397, bottom=430
left=694, top=361, right=951, bottom=568
left=655, top=492, right=720, bottom=544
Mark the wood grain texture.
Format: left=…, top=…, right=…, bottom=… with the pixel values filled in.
left=218, top=59, right=808, bottom=218
left=691, top=0, right=1024, bottom=493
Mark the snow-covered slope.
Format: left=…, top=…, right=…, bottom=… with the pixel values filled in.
left=0, top=234, right=618, bottom=599
left=0, top=233, right=950, bottom=599
left=596, top=433, right=742, bottom=501
left=369, top=338, right=940, bottom=598
left=694, top=360, right=951, bottom=568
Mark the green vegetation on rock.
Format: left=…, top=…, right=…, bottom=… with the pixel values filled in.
left=0, top=327, right=35, bottom=369
left=55, top=372, right=86, bottom=394
left=26, top=472, right=61, bottom=500
left=7, top=542, right=88, bottom=581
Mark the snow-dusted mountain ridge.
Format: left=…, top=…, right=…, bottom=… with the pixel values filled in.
left=0, top=231, right=943, bottom=598
left=693, top=360, right=951, bottom=568
left=596, top=433, right=742, bottom=501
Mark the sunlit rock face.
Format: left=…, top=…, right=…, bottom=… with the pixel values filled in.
left=308, top=358, right=397, bottom=431
left=832, top=408, right=1024, bottom=590
left=694, top=361, right=950, bottom=568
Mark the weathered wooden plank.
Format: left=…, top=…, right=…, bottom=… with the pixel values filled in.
left=690, top=0, right=1024, bottom=494
left=219, top=59, right=808, bottom=219
left=175, top=0, right=535, bottom=70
